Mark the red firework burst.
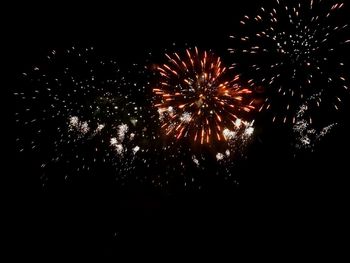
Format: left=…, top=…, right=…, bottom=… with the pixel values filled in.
left=153, top=47, right=255, bottom=145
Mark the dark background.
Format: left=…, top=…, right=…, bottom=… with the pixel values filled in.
left=6, top=0, right=350, bottom=259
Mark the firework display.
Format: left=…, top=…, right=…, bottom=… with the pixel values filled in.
left=229, top=0, right=349, bottom=123
left=12, top=0, right=350, bottom=191
left=14, top=47, right=149, bottom=182
left=9, top=3, right=350, bottom=259
left=152, top=47, right=255, bottom=146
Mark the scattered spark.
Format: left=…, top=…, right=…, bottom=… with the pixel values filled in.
left=230, top=0, right=349, bottom=123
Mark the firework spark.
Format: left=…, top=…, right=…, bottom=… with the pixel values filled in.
left=230, top=0, right=349, bottom=123
left=293, top=92, right=338, bottom=151
left=152, top=47, right=255, bottom=146
left=14, top=46, right=147, bottom=182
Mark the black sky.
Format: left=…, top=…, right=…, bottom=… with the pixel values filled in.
left=6, top=0, right=350, bottom=260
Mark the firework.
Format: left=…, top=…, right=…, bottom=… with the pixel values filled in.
left=293, top=92, right=338, bottom=151
left=14, top=46, right=148, bottom=183
left=152, top=47, right=255, bottom=146
left=143, top=47, right=257, bottom=190
left=230, top=0, right=349, bottom=123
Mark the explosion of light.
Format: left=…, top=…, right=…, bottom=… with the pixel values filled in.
left=14, top=46, right=147, bottom=183
left=293, top=92, right=338, bottom=151
left=153, top=47, right=255, bottom=146
left=230, top=0, right=349, bottom=123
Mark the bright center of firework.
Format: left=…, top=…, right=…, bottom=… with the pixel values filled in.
left=195, top=94, right=206, bottom=108
left=153, top=47, right=255, bottom=145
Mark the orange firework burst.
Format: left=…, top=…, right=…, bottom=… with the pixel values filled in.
left=153, top=47, right=255, bottom=145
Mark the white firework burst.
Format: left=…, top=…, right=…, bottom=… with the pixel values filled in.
left=14, top=46, right=148, bottom=182
left=230, top=0, right=350, bottom=123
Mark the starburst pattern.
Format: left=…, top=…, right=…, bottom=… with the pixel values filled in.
left=153, top=47, right=255, bottom=145
left=230, top=0, right=349, bottom=123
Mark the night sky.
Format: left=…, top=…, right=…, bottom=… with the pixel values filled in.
left=7, top=0, right=350, bottom=260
